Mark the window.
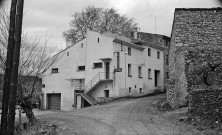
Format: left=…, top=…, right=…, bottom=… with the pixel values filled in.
left=81, top=43, right=83, bottom=48
left=42, top=84, right=45, bottom=88
left=67, top=52, right=69, bottom=56
left=93, top=62, right=102, bottom=68
left=128, top=47, right=131, bottom=56
left=138, top=66, right=142, bottom=78
left=157, top=51, right=160, bottom=59
left=51, top=68, right=58, bottom=73
left=117, top=52, right=120, bottom=68
left=128, top=64, right=132, bottom=77
left=130, top=32, right=134, bottom=38
left=166, top=72, right=169, bottom=79
left=148, top=68, right=151, bottom=79
left=139, top=88, right=143, bottom=94
left=98, top=38, right=99, bottom=43
left=166, top=54, right=169, bottom=65
left=148, top=48, right=151, bottom=56
left=78, top=66, right=85, bottom=71
left=129, top=87, right=132, bottom=94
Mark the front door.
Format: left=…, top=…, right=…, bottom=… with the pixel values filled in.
left=105, top=62, right=110, bottom=79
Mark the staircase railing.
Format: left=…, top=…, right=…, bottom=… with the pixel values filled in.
left=85, top=72, right=113, bottom=93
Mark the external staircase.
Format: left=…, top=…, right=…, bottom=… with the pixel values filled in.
left=75, top=72, right=113, bottom=106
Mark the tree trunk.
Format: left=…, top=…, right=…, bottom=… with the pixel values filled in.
left=7, top=0, right=24, bottom=134
left=26, top=109, right=37, bottom=126
left=0, top=0, right=17, bottom=134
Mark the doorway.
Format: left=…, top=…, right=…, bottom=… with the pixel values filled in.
left=154, top=70, right=160, bottom=87
left=104, top=90, right=109, bottom=97
left=105, top=62, right=110, bottom=79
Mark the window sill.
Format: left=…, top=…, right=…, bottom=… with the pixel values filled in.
left=148, top=78, right=152, bottom=80
left=92, top=67, right=103, bottom=69
left=139, top=77, right=143, bottom=78
left=128, top=75, right=132, bottom=77
left=51, top=72, right=59, bottom=74
left=77, top=70, right=85, bottom=72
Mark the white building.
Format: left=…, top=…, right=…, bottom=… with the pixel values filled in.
left=42, top=30, right=165, bottom=110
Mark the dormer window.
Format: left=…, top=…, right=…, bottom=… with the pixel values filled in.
left=51, top=68, right=58, bottom=73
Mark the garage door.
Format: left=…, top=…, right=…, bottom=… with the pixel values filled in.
left=48, top=94, right=61, bottom=110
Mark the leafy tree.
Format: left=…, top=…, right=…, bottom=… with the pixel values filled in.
left=186, top=45, right=222, bottom=87
left=63, top=6, right=138, bottom=45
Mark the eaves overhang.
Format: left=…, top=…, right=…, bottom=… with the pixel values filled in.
left=113, top=39, right=145, bottom=51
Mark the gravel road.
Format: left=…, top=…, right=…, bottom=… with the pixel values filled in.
left=37, top=94, right=201, bottom=135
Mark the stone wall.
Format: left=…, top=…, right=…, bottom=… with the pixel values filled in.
left=167, top=8, right=222, bottom=107
left=189, top=87, right=222, bottom=121
left=166, top=79, right=176, bottom=107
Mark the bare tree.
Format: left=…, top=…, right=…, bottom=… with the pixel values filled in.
left=0, top=0, right=5, bottom=7
left=0, top=8, right=60, bottom=125
left=63, top=6, right=138, bottom=45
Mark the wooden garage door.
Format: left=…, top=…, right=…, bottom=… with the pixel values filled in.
left=48, top=94, right=61, bottom=110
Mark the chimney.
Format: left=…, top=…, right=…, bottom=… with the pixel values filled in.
left=133, top=27, right=138, bottom=39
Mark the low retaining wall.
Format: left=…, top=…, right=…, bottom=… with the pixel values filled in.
left=189, top=87, right=222, bottom=121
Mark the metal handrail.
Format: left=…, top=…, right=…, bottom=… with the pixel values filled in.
left=85, top=72, right=113, bottom=93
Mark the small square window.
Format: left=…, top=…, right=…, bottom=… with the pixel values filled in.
left=78, top=66, right=85, bottom=71
left=128, top=47, right=131, bottom=56
left=51, top=68, right=58, bottom=73
left=148, top=48, right=151, bottom=56
left=42, top=84, right=45, bottom=88
left=93, top=63, right=102, bottom=68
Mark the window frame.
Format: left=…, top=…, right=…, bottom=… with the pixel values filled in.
left=93, top=62, right=103, bottom=69
left=128, top=47, right=131, bottom=56
left=148, top=48, right=151, bottom=56
left=157, top=51, right=160, bottom=59
left=148, top=68, right=152, bottom=79
left=51, top=68, right=59, bottom=73
left=78, top=66, right=85, bottom=71
left=138, top=66, right=142, bottom=78
left=128, top=64, right=132, bottom=77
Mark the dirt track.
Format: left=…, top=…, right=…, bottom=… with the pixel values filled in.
left=37, top=94, right=201, bottom=135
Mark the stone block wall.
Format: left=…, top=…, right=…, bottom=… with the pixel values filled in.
left=166, top=79, right=176, bottom=107
left=167, top=8, right=222, bottom=107
left=189, top=87, right=222, bottom=121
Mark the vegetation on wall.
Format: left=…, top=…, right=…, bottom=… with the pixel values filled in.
left=185, top=45, right=222, bottom=88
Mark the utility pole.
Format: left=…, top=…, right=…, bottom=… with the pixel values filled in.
left=7, top=0, right=24, bottom=134
left=0, top=0, right=17, bottom=134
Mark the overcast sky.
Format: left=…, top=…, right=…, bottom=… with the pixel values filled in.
left=3, top=0, right=221, bottom=49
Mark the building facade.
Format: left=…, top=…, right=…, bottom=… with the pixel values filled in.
left=167, top=8, right=222, bottom=108
left=43, top=30, right=165, bottom=110
left=133, top=31, right=171, bottom=90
